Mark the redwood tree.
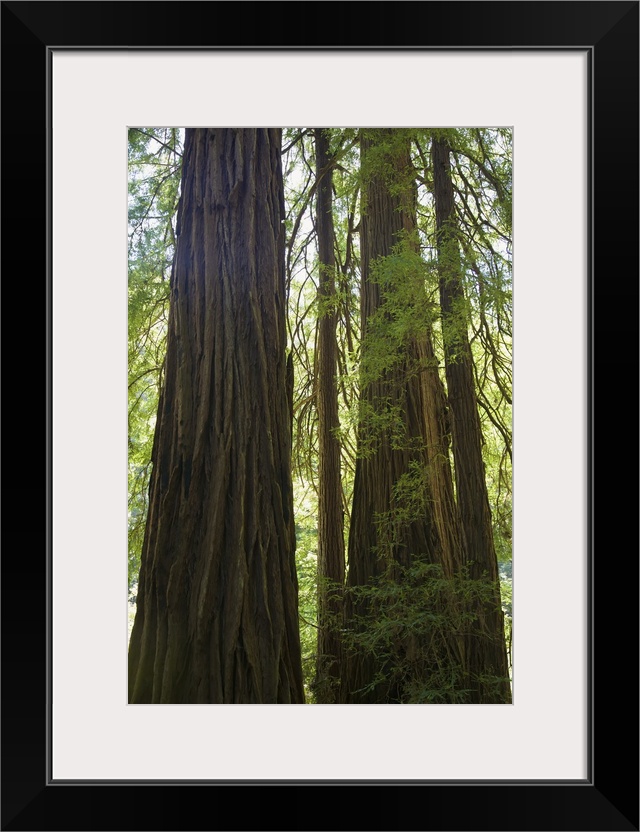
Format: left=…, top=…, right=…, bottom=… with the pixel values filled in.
left=128, top=128, right=305, bottom=704
left=431, top=134, right=511, bottom=703
left=314, top=128, right=345, bottom=702
left=340, top=130, right=464, bottom=704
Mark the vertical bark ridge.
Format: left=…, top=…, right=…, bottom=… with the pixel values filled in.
left=128, top=128, right=304, bottom=704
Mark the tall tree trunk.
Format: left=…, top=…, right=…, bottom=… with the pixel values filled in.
left=128, top=128, right=305, bottom=704
left=431, top=135, right=512, bottom=703
left=418, top=334, right=466, bottom=579
left=341, top=130, right=463, bottom=703
left=314, top=129, right=345, bottom=703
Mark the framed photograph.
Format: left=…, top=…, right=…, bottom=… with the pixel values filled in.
left=3, top=2, right=637, bottom=829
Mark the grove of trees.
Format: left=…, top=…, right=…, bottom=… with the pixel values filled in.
left=128, top=126, right=513, bottom=705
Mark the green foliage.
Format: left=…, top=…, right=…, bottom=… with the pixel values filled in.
left=358, top=128, right=418, bottom=200
left=292, top=482, right=319, bottom=702
left=128, top=128, right=183, bottom=588
left=379, top=460, right=434, bottom=532
left=360, top=238, right=438, bottom=385
left=343, top=560, right=507, bottom=703
left=346, top=236, right=438, bottom=460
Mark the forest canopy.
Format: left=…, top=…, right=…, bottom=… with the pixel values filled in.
left=127, top=127, right=512, bottom=704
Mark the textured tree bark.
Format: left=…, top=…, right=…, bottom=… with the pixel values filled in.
left=418, top=333, right=466, bottom=580
left=341, top=131, right=463, bottom=703
left=431, top=135, right=512, bottom=703
left=128, top=128, right=305, bottom=704
left=314, top=129, right=345, bottom=703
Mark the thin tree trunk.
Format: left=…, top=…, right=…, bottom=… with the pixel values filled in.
left=314, top=128, right=345, bottom=703
left=418, top=333, right=465, bottom=579
left=128, top=128, right=305, bottom=704
left=431, top=135, right=511, bottom=703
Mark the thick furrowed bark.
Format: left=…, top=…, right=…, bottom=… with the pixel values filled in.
left=128, top=128, right=304, bottom=704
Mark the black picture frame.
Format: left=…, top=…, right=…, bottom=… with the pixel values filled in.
left=2, top=2, right=638, bottom=830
